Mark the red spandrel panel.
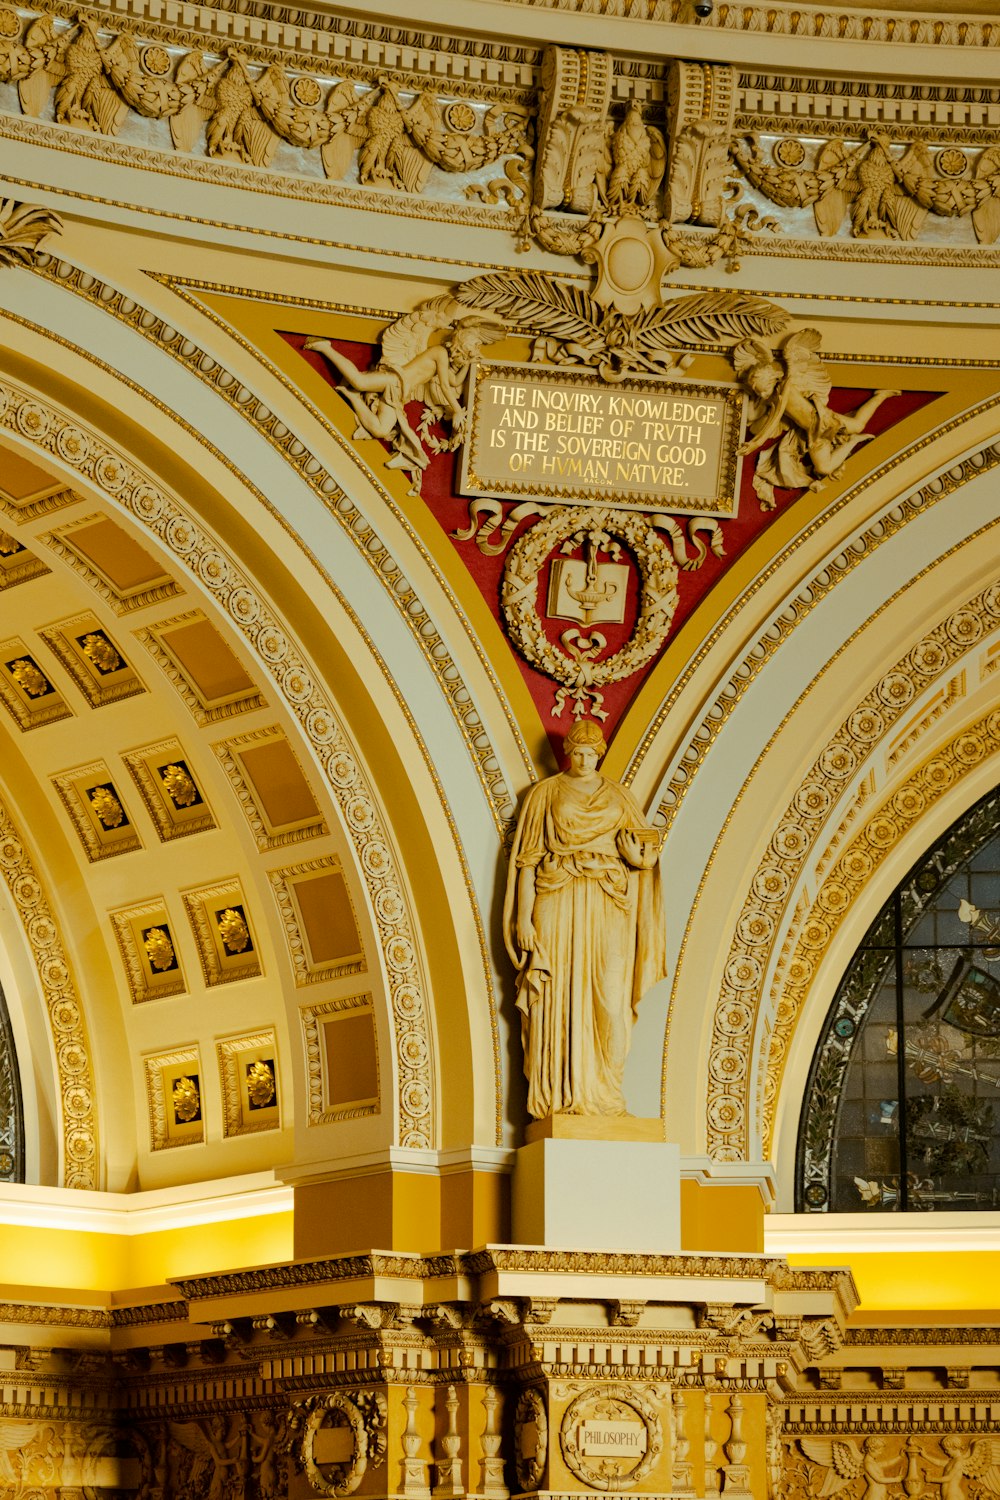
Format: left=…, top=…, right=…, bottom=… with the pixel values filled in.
left=286, top=332, right=938, bottom=760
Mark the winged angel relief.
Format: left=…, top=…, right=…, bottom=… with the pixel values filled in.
left=798, top=1434, right=1000, bottom=1500
left=306, top=275, right=792, bottom=496
left=305, top=297, right=505, bottom=494
left=733, top=329, right=898, bottom=509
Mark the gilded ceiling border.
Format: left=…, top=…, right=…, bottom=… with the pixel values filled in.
left=697, top=542, right=1000, bottom=1161
left=0, top=794, right=97, bottom=1189
left=760, top=703, right=1000, bottom=1161
left=45, top=0, right=1000, bottom=58
left=0, top=376, right=437, bottom=1150
left=490, top=0, right=1000, bottom=50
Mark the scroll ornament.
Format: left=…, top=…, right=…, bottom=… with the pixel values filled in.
left=733, top=130, right=1000, bottom=244
left=0, top=11, right=531, bottom=184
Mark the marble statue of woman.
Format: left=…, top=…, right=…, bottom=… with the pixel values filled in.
left=503, top=719, right=668, bottom=1119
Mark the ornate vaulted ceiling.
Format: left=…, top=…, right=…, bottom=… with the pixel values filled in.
left=0, top=0, right=997, bottom=1236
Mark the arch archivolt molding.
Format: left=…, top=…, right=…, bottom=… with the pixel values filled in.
left=646, top=440, right=1000, bottom=823
left=760, top=708, right=1000, bottom=1161
left=34, top=252, right=522, bottom=832
left=0, top=795, right=96, bottom=1188
left=704, top=578, right=1000, bottom=1163
left=0, top=376, right=436, bottom=1149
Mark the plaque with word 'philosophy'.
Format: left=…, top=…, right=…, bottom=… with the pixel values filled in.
left=460, top=362, right=746, bottom=518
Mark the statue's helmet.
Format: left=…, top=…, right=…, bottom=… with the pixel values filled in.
left=563, top=719, right=607, bottom=759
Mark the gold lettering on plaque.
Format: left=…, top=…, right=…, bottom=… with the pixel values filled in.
left=461, top=363, right=743, bottom=517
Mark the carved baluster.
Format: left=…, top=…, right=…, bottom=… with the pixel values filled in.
left=400, top=1387, right=431, bottom=1499
left=434, top=1384, right=465, bottom=1498
left=704, top=1392, right=721, bottom=1499
left=478, top=1387, right=509, bottom=1500
left=722, top=1392, right=751, bottom=1496
left=671, top=1390, right=695, bottom=1494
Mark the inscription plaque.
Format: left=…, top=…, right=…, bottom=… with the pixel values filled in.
left=460, top=361, right=745, bottom=517
left=578, top=1419, right=648, bottom=1456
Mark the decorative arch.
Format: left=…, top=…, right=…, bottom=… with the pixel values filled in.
left=706, top=582, right=1000, bottom=1165
left=0, top=371, right=442, bottom=1156
left=796, top=781, right=1000, bottom=1213
left=0, top=793, right=95, bottom=1187
left=655, top=431, right=1000, bottom=1173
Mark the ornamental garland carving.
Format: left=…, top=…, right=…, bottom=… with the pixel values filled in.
left=1, top=13, right=997, bottom=254
left=559, top=1384, right=663, bottom=1492
left=289, top=1390, right=387, bottom=1496
left=734, top=131, right=1000, bottom=244
left=501, top=507, right=680, bottom=722
left=0, top=9, right=531, bottom=182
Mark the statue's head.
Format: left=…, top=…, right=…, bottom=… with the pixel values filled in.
left=563, top=719, right=607, bottom=776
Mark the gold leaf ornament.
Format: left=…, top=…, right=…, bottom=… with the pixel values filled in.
left=143, top=926, right=176, bottom=972
left=160, top=762, right=199, bottom=806
left=246, top=1058, right=276, bottom=1108
left=217, top=906, right=251, bottom=954
left=172, top=1074, right=200, bottom=1122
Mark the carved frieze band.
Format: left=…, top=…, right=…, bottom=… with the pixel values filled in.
left=704, top=565, right=1000, bottom=1160
left=1, top=10, right=999, bottom=256
left=0, top=378, right=435, bottom=1149
left=0, top=7, right=531, bottom=204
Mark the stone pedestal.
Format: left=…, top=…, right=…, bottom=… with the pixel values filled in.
left=512, top=1131, right=681, bottom=1251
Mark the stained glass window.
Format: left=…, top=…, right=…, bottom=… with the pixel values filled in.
left=797, top=786, right=1000, bottom=1212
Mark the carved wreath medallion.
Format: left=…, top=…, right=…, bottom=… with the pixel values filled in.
left=291, top=1390, right=385, bottom=1496
left=559, top=1384, right=662, bottom=1492
left=501, top=506, right=680, bottom=721
left=515, top=1386, right=548, bottom=1491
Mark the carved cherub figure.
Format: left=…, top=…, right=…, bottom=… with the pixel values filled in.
left=799, top=1435, right=904, bottom=1498
left=733, top=328, right=899, bottom=508
left=305, top=296, right=504, bottom=493
left=921, top=1434, right=1000, bottom=1499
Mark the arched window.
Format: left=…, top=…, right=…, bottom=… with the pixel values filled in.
left=798, top=786, right=1000, bottom=1212
left=0, top=982, right=23, bottom=1181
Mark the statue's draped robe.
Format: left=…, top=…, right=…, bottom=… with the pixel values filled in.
left=504, top=772, right=667, bottom=1118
